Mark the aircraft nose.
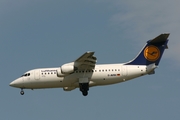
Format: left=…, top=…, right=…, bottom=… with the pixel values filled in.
left=9, top=78, right=23, bottom=88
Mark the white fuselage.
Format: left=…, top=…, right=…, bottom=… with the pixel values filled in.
left=11, top=63, right=155, bottom=90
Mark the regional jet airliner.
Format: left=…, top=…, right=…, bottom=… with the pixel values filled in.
left=10, top=33, right=170, bottom=96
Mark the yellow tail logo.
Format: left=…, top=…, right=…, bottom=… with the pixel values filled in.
left=144, top=45, right=160, bottom=61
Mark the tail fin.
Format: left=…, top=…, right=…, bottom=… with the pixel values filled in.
left=126, top=33, right=170, bottom=65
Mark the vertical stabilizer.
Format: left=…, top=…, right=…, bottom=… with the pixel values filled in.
left=126, top=33, right=170, bottom=65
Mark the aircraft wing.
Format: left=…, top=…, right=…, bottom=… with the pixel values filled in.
left=74, top=51, right=97, bottom=70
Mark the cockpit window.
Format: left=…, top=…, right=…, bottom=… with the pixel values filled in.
left=21, top=73, right=30, bottom=77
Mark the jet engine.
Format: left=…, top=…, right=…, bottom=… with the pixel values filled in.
left=57, top=62, right=76, bottom=77
left=63, top=87, right=76, bottom=91
left=61, top=65, right=74, bottom=74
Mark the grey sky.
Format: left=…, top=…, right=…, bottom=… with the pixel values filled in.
left=1, top=1, right=180, bottom=120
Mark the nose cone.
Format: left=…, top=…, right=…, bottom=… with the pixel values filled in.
left=9, top=78, right=23, bottom=88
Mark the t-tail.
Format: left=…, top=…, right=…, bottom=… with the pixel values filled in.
left=126, top=33, right=170, bottom=66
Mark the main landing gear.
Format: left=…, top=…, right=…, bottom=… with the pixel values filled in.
left=20, top=88, right=24, bottom=95
left=79, top=83, right=89, bottom=96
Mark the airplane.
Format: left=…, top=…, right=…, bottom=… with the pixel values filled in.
left=9, top=33, right=170, bottom=96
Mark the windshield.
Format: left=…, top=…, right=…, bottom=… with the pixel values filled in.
left=21, top=73, right=30, bottom=77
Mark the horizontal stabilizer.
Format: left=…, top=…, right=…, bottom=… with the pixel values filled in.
left=148, top=33, right=170, bottom=44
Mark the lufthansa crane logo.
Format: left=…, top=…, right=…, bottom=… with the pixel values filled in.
left=144, top=45, right=160, bottom=61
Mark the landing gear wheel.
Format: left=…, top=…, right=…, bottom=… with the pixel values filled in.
left=79, top=83, right=89, bottom=96
left=20, top=89, right=24, bottom=95
left=82, top=91, right=88, bottom=96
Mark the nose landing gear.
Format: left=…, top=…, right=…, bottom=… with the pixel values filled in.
left=20, top=88, right=24, bottom=95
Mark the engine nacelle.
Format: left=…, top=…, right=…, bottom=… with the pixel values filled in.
left=57, top=69, right=66, bottom=77
left=61, top=64, right=74, bottom=74
left=57, top=63, right=76, bottom=77
left=63, top=87, right=76, bottom=91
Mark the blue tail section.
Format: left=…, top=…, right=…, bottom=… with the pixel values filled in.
left=126, top=33, right=170, bottom=65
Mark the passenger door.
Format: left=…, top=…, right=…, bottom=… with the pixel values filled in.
left=34, top=70, right=40, bottom=80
